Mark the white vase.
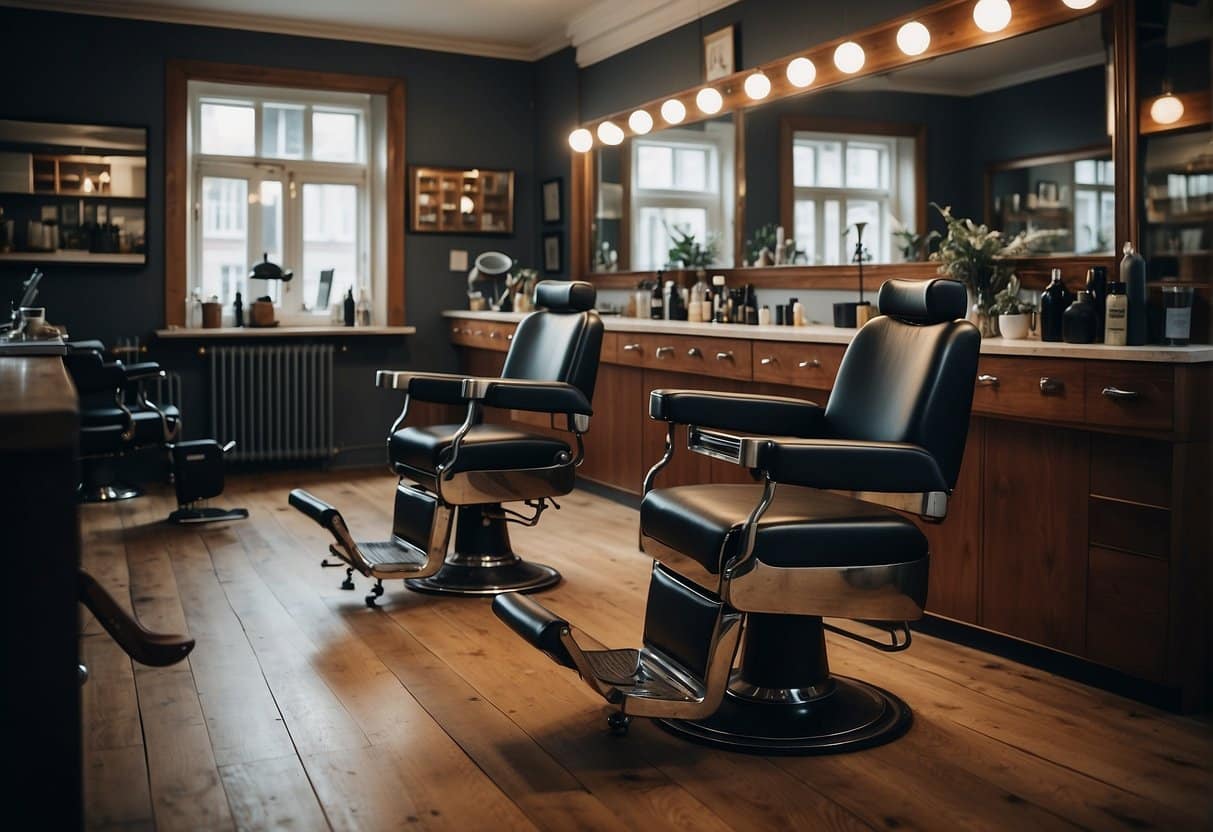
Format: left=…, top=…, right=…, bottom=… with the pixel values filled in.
left=999, top=313, right=1030, bottom=340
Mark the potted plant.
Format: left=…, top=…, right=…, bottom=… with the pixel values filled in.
left=990, top=274, right=1032, bottom=339
left=892, top=227, right=940, bottom=262
left=666, top=226, right=719, bottom=270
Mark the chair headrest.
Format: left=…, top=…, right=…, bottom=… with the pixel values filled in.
left=535, top=280, right=595, bottom=312
left=877, top=278, right=967, bottom=325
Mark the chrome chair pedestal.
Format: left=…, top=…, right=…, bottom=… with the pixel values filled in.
left=79, top=482, right=143, bottom=503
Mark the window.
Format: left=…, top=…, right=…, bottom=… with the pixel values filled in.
left=631, top=123, right=734, bottom=270
left=790, top=131, right=916, bottom=265
left=1073, top=158, right=1114, bottom=253
left=188, top=81, right=377, bottom=321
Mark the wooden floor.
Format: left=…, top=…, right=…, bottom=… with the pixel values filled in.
left=80, top=469, right=1212, bottom=831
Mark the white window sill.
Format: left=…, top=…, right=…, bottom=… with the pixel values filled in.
left=154, top=325, right=415, bottom=339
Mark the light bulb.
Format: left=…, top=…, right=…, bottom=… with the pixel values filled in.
left=597, top=120, right=624, bottom=145
left=568, top=128, right=593, bottom=153
left=696, top=87, right=723, bottom=115
left=743, top=71, right=772, bottom=100
left=628, top=109, right=653, bottom=135
left=82, top=176, right=94, bottom=193
left=896, top=21, right=931, bottom=56
left=833, top=41, right=865, bottom=74
left=786, top=56, right=817, bottom=88
left=973, top=0, right=1012, bottom=33
left=1062, top=0, right=1097, bottom=8
left=661, top=98, right=687, bottom=124
left=1150, top=92, right=1185, bottom=125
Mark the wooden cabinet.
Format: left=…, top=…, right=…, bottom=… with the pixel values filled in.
left=919, top=418, right=983, bottom=625
left=411, top=166, right=514, bottom=233
left=1084, top=362, right=1174, bottom=431
left=579, top=364, right=645, bottom=493
left=752, top=342, right=845, bottom=388
left=973, top=356, right=1084, bottom=423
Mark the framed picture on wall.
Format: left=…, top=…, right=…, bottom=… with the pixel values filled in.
left=542, top=177, right=562, bottom=223
left=704, top=25, right=736, bottom=81
left=542, top=232, right=563, bottom=274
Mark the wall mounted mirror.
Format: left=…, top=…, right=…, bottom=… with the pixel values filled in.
left=0, top=119, right=148, bottom=265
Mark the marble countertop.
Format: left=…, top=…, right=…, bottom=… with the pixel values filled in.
left=443, top=310, right=1213, bottom=363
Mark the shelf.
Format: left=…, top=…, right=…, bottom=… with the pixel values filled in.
left=0, top=251, right=144, bottom=264
left=155, top=325, right=417, bottom=340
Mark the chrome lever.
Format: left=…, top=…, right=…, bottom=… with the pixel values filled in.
left=715, top=351, right=734, bottom=362
left=977, top=374, right=999, bottom=387
left=622, top=343, right=642, bottom=353
left=760, top=356, right=776, bottom=366
left=1102, top=386, right=1140, bottom=400
left=687, top=347, right=702, bottom=357
left=1039, top=377, right=1064, bottom=395
left=798, top=358, right=821, bottom=369
left=655, top=346, right=675, bottom=358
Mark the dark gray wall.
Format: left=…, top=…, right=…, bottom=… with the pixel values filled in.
left=533, top=48, right=579, bottom=278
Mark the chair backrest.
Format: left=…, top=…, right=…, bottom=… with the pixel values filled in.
left=824, top=279, right=980, bottom=489
left=501, top=281, right=605, bottom=401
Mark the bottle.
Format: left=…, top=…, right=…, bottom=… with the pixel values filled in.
left=1063, top=291, right=1097, bottom=343
left=356, top=288, right=371, bottom=327
left=233, top=291, right=244, bottom=327
left=758, top=305, right=771, bottom=326
left=792, top=298, right=804, bottom=327
left=650, top=281, right=664, bottom=319
left=1039, top=269, right=1069, bottom=342
left=711, top=274, right=727, bottom=323
left=1085, top=266, right=1107, bottom=342
left=667, top=281, right=687, bottom=321
left=1104, top=282, right=1128, bottom=346
left=343, top=288, right=355, bottom=326
left=1120, top=242, right=1148, bottom=345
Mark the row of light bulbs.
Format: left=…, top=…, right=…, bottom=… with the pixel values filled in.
left=569, top=0, right=1100, bottom=153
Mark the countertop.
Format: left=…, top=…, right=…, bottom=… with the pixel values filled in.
left=443, top=310, right=1213, bottom=363
left=155, top=325, right=416, bottom=339
left=0, top=356, right=78, bottom=450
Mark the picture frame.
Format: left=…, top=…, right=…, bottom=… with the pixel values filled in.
left=542, top=177, right=563, bottom=224
left=542, top=232, right=563, bottom=274
left=1036, top=180, right=1060, bottom=204
left=703, top=25, right=736, bottom=81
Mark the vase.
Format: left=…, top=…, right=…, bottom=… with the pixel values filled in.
left=998, top=312, right=1030, bottom=340
left=969, top=286, right=998, bottom=337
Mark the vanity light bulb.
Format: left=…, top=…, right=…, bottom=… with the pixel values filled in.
left=896, top=21, right=931, bottom=56
left=786, top=56, right=817, bottom=88
left=1149, top=92, right=1185, bottom=125
left=628, top=109, right=653, bottom=135
left=568, top=128, right=593, bottom=153
left=696, top=87, right=724, bottom=115
left=1062, top=0, right=1097, bottom=8
left=743, top=71, right=772, bottom=100
left=833, top=41, right=865, bottom=74
left=661, top=98, right=687, bottom=124
left=597, top=120, right=625, bottom=146
left=973, top=0, right=1012, bottom=33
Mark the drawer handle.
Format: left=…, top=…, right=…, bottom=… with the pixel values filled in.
left=506, top=333, right=513, bottom=341
left=1039, top=377, right=1064, bottom=395
left=451, top=326, right=462, bottom=334
left=471, top=330, right=484, bottom=336
left=798, top=358, right=821, bottom=369
left=687, top=347, right=702, bottom=357
left=760, top=356, right=777, bottom=366
left=1102, top=386, right=1140, bottom=401
left=623, top=343, right=642, bottom=353
left=977, top=374, right=999, bottom=387
left=715, top=351, right=735, bottom=362
left=655, top=346, right=675, bottom=358
left=489, top=331, right=500, bottom=339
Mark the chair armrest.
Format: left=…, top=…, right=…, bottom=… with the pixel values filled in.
left=464, top=378, right=592, bottom=416
left=649, top=389, right=825, bottom=436
left=376, top=370, right=471, bottom=404
left=755, top=437, right=949, bottom=494
left=122, top=361, right=164, bottom=382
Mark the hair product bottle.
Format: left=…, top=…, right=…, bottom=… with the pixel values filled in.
left=1039, top=269, right=1069, bottom=342
left=1120, top=242, right=1148, bottom=345
left=1104, top=282, right=1128, bottom=346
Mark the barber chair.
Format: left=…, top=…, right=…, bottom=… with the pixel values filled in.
left=290, top=280, right=604, bottom=603
left=493, top=278, right=980, bottom=754
left=79, top=569, right=194, bottom=675
left=66, top=341, right=247, bottom=524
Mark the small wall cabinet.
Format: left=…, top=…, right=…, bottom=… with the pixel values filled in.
left=410, top=166, right=514, bottom=234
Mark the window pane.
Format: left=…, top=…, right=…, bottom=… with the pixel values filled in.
left=824, top=200, right=841, bottom=264
left=793, top=200, right=816, bottom=263
left=312, top=111, right=358, bottom=162
left=1074, top=159, right=1096, bottom=185
left=635, top=206, right=707, bottom=270
left=817, top=141, right=843, bottom=188
left=674, top=148, right=708, bottom=191
left=845, top=200, right=882, bottom=262
left=846, top=144, right=883, bottom=189
left=793, top=144, right=815, bottom=187
left=302, top=183, right=359, bottom=312
left=637, top=145, right=673, bottom=189
left=262, top=104, right=304, bottom=159
left=200, top=103, right=255, bottom=156
left=200, top=176, right=247, bottom=305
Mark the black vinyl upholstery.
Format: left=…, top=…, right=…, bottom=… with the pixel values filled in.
left=82, top=406, right=181, bottom=445
left=535, top=280, right=595, bottom=312
left=390, top=423, right=570, bottom=476
left=649, top=390, right=825, bottom=436
left=502, top=283, right=604, bottom=403
left=642, top=484, right=926, bottom=574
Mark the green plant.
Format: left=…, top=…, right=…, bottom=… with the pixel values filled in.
left=666, top=225, right=719, bottom=269
left=990, top=274, right=1031, bottom=315
left=893, top=228, right=940, bottom=262
left=745, top=223, right=778, bottom=264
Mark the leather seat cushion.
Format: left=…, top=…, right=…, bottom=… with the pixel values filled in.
left=641, top=483, right=927, bottom=574
left=80, top=406, right=180, bottom=445
left=389, top=423, right=571, bottom=475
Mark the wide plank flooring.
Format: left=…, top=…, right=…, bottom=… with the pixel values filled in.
left=80, top=469, right=1212, bottom=831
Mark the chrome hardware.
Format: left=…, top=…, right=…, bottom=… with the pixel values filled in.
left=471, top=329, right=484, bottom=336
left=1102, top=386, right=1140, bottom=401
left=623, top=343, right=642, bottom=353
left=655, top=346, right=675, bottom=358
left=489, top=330, right=501, bottom=339
left=451, top=326, right=462, bottom=335
left=642, top=422, right=677, bottom=495
left=506, top=333, right=513, bottom=340
left=822, top=620, right=913, bottom=652
left=1039, top=377, right=1064, bottom=395
left=760, top=356, right=776, bottom=366
left=798, top=358, right=821, bottom=369
left=686, top=347, right=702, bottom=357
left=715, top=351, right=734, bottom=362
left=977, top=374, right=999, bottom=387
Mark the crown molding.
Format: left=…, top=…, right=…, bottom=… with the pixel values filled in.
left=0, top=0, right=563, bottom=62
left=569, top=0, right=740, bottom=67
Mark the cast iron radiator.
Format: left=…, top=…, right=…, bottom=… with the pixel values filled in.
left=209, top=344, right=335, bottom=462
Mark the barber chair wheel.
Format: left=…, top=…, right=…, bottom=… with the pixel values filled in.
left=365, top=580, right=385, bottom=608
left=607, top=712, right=631, bottom=736
left=404, top=505, right=560, bottom=596
left=79, top=482, right=143, bottom=503
left=341, top=568, right=356, bottom=591
left=657, top=614, right=911, bottom=755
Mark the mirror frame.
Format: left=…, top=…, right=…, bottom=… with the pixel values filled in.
left=571, top=0, right=1136, bottom=290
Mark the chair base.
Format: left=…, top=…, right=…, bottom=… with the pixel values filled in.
left=657, top=675, right=912, bottom=755
left=79, top=482, right=143, bottom=503
left=167, top=506, right=249, bottom=525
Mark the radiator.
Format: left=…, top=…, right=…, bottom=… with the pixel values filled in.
left=151, top=370, right=183, bottom=412
left=209, top=344, right=335, bottom=462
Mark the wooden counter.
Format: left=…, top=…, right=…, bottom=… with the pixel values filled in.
left=444, top=312, right=1212, bottom=712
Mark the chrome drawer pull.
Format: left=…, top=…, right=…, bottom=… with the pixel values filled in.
left=655, top=346, right=675, bottom=358
left=489, top=331, right=500, bottom=339
left=760, top=356, right=776, bottom=366
left=715, top=351, right=735, bottom=362
left=506, top=333, right=513, bottom=341
left=798, top=358, right=821, bottom=369
left=471, top=330, right=484, bottom=336
left=1039, top=377, right=1064, bottom=395
left=1102, top=386, right=1140, bottom=401
left=687, top=347, right=702, bottom=357
left=622, top=343, right=642, bottom=353
left=451, top=326, right=462, bottom=334
left=977, top=374, right=999, bottom=387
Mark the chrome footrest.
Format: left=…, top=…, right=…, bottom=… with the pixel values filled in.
left=341, top=539, right=430, bottom=572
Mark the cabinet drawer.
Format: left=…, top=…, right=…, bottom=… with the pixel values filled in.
left=641, top=334, right=752, bottom=380
left=1084, top=363, right=1174, bottom=431
left=615, top=334, right=647, bottom=367
left=1085, top=547, right=1169, bottom=681
left=598, top=332, right=619, bottom=365
left=449, top=319, right=513, bottom=351
left=972, top=357, right=1084, bottom=422
left=752, top=342, right=845, bottom=389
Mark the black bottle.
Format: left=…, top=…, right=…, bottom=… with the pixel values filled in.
left=650, top=281, right=664, bottom=319
left=1120, top=242, right=1148, bottom=345
left=1085, top=266, right=1106, bottom=342
left=343, top=288, right=355, bottom=326
left=667, top=281, right=687, bottom=321
left=1039, top=268, right=1070, bottom=342
left=1063, top=290, right=1097, bottom=343
left=233, top=291, right=244, bottom=327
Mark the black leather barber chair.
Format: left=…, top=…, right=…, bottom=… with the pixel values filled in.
left=290, top=280, right=604, bottom=603
left=494, top=278, right=980, bottom=754
left=66, top=341, right=247, bottom=524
